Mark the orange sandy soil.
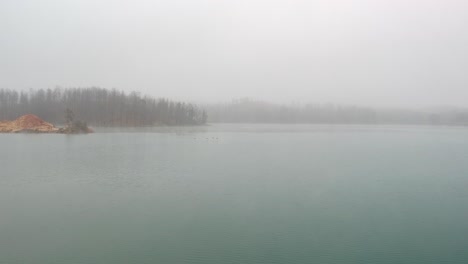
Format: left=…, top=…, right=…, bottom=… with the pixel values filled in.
left=0, top=114, right=59, bottom=133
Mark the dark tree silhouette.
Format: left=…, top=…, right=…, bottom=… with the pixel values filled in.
left=65, top=108, right=74, bottom=126
left=0, top=87, right=207, bottom=126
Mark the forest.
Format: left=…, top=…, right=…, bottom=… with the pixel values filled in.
left=206, top=98, right=468, bottom=125
left=0, top=87, right=207, bottom=126
left=2, top=88, right=468, bottom=126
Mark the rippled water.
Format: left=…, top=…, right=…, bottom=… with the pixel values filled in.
left=1, top=124, right=468, bottom=264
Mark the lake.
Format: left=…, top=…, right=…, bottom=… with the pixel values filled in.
left=1, top=124, right=468, bottom=264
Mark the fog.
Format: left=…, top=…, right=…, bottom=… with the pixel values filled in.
left=1, top=0, right=468, bottom=107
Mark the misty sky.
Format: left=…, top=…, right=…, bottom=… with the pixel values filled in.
left=1, top=0, right=467, bottom=107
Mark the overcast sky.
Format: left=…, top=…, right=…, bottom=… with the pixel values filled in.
left=1, top=0, right=467, bottom=107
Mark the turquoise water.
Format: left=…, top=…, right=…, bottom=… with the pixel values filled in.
left=1, top=124, right=468, bottom=263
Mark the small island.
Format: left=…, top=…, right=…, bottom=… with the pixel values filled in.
left=0, top=114, right=92, bottom=134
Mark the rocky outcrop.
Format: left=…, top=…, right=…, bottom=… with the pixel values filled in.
left=0, top=114, right=94, bottom=134
left=58, top=121, right=94, bottom=134
left=0, top=115, right=59, bottom=133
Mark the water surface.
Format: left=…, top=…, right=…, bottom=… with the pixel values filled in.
left=1, top=124, right=468, bottom=264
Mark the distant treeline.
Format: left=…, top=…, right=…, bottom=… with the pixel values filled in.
left=206, top=98, right=468, bottom=125
left=0, top=88, right=207, bottom=126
